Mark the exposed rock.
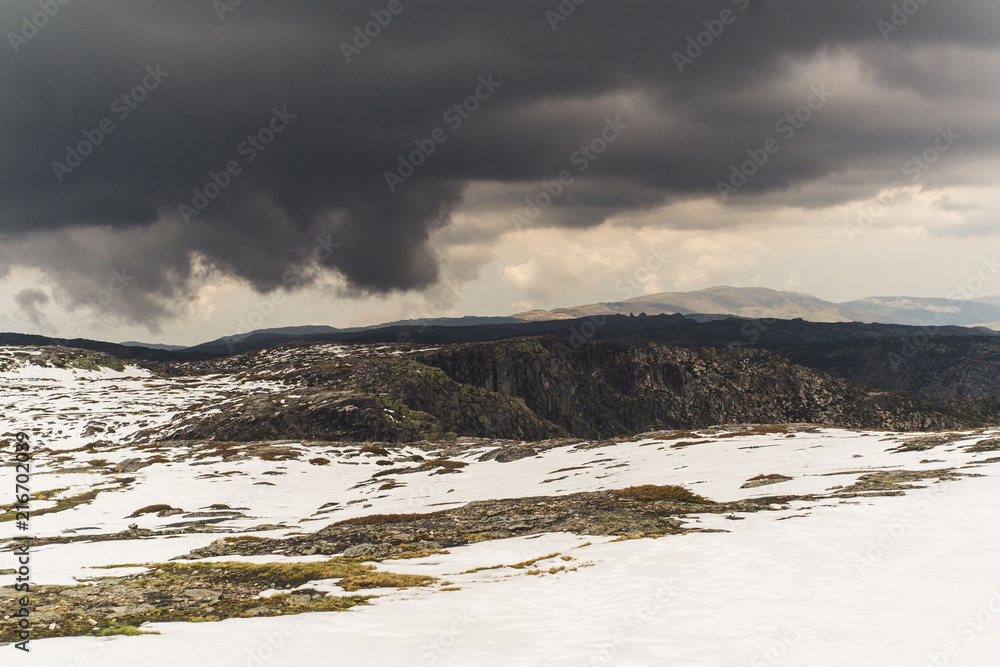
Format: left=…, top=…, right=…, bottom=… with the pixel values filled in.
left=889, top=433, right=972, bottom=453
left=128, top=338, right=1000, bottom=444
left=829, top=468, right=972, bottom=496
left=181, top=588, right=221, bottom=602
left=157, top=508, right=184, bottom=517
left=114, top=458, right=153, bottom=473
left=182, top=488, right=806, bottom=561
left=740, top=474, right=793, bottom=489
left=964, top=438, right=1000, bottom=453
left=343, top=543, right=391, bottom=559
left=418, top=339, right=1000, bottom=437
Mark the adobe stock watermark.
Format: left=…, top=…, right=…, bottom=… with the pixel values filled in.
left=886, top=254, right=997, bottom=373
left=878, top=0, right=930, bottom=40
left=717, top=84, right=833, bottom=202
left=545, top=0, right=587, bottom=31
left=852, top=483, right=947, bottom=574
left=235, top=621, right=295, bottom=667
left=221, top=232, right=339, bottom=353
left=7, top=0, right=73, bottom=54
left=749, top=621, right=806, bottom=667
left=552, top=315, right=607, bottom=362
left=922, top=590, right=1000, bottom=667
left=40, top=267, right=137, bottom=342
left=739, top=289, right=802, bottom=345
left=51, top=65, right=170, bottom=183
left=554, top=239, right=663, bottom=361
left=384, top=74, right=502, bottom=192
left=212, top=0, right=245, bottom=21
left=511, top=115, right=629, bottom=230
left=178, top=106, right=297, bottom=224
left=416, top=609, right=478, bottom=663
left=613, top=245, right=671, bottom=300
left=394, top=278, right=465, bottom=344
left=672, top=0, right=751, bottom=73
left=580, top=580, right=678, bottom=666
left=94, top=268, right=136, bottom=308
left=843, top=125, right=961, bottom=243
left=340, top=0, right=414, bottom=64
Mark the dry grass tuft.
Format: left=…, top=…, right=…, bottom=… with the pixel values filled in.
left=614, top=484, right=712, bottom=504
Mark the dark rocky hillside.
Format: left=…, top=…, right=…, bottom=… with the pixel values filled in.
left=417, top=338, right=1000, bottom=437
left=8, top=314, right=1000, bottom=400
left=177, top=314, right=1000, bottom=400
left=38, top=337, right=1000, bottom=444
left=0, top=333, right=213, bottom=362
left=186, top=313, right=997, bottom=355
left=166, top=346, right=566, bottom=444
left=767, top=336, right=1000, bottom=399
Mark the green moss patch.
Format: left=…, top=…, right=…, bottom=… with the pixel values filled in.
left=0, top=481, right=133, bottom=523
left=832, top=469, right=968, bottom=496
left=0, top=557, right=433, bottom=642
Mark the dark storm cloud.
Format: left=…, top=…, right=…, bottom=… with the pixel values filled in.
left=1, top=0, right=997, bottom=324
left=14, top=287, right=50, bottom=328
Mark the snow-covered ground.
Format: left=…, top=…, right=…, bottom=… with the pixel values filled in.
left=0, top=346, right=285, bottom=451
left=28, top=477, right=1000, bottom=666
left=3, top=345, right=1000, bottom=665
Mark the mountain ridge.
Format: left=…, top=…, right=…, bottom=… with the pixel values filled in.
left=513, top=286, right=1000, bottom=328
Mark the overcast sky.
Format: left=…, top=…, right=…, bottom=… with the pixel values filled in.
left=1, top=1, right=998, bottom=345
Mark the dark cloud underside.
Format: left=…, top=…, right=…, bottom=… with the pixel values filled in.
left=1, top=1, right=997, bottom=325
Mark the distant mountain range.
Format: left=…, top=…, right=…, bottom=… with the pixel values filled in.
left=168, top=287, right=1000, bottom=355
left=8, top=296, right=1000, bottom=409
left=6, top=286, right=1000, bottom=360
left=514, top=286, right=1000, bottom=328
left=120, top=341, right=189, bottom=351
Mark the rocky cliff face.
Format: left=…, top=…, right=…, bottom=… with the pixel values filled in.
left=417, top=339, right=1000, bottom=437
left=768, top=336, right=1000, bottom=399
left=155, top=338, right=1000, bottom=444
left=166, top=346, right=566, bottom=443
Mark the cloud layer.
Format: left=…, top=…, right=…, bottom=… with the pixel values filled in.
left=1, top=0, right=998, bottom=328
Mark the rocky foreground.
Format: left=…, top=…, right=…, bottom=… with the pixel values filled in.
left=2, top=343, right=1000, bottom=663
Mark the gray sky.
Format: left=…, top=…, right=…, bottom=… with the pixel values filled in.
left=1, top=1, right=999, bottom=344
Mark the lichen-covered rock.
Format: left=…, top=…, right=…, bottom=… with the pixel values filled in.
left=181, top=488, right=804, bottom=562
left=343, top=543, right=390, bottom=559
left=114, top=458, right=153, bottom=473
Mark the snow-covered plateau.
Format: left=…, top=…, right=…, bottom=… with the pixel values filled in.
left=2, top=345, right=999, bottom=666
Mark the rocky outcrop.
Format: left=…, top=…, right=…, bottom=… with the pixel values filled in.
left=768, top=336, right=1000, bottom=399
left=167, top=358, right=566, bottom=443
left=417, top=338, right=1000, bottom=437
left=184, top=488, right=790, bottom=560
left=147, top=337, right=1000, bottom=443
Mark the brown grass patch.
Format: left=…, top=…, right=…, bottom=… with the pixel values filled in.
left=549, top=466, right=589, bottom=474
left=128, top=504, right=175, bottom=518
left=669, top=440, right=712, bottom=448
left=716, top=426, right=789, bottom=438
left=740, top=473, right=793, bottom=489
left=659, top=431, right=703, bottom=440
left=614, top=484, right=713, bottom=504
